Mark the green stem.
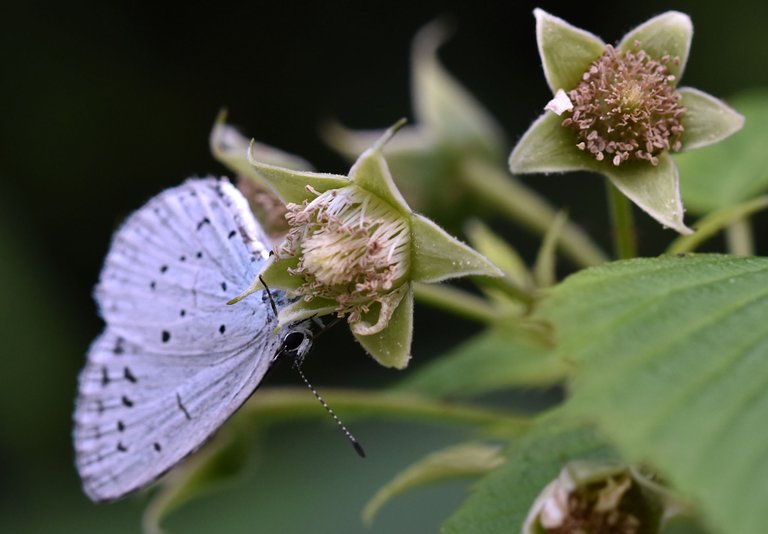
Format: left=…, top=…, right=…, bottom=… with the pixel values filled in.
left=667, top=196, right=768, bottom=255
left=605, top=178, right=637, bottom=259
left=412, top=281, right=499, bottom=324
left=725, top=218, right=754, bottom=256
left=240, top=387, right=530, bottom=432
left=460, top=159, right=608, bottom=268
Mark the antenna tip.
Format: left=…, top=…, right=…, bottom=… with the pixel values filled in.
left=352, top=440, right=367, bottom=458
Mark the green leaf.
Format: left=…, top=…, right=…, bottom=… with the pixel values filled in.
left=464, top=219, right=531, bottom=290
left=410, top=214, right=502, bottom=283
left=395, top=327, right=566, bottom=398
left=362, top=443, right=504, bottom=525
left=679, top=88, right=744, bottom=152
left=353, top=287, right=413, bottom=369
left=210, top=111, right=313, bottom=182
left=617, top=11, right=692, bottom=80
left=534, top=8, right=605, bottom=93
left=537, top=254, right=768, bottom=534
left=677, top=89, right=768, bottom=214
left=412, top=20, right=505, bottom=159
left=443, top=413, right=615, bottom=533
left=508, top=111, right=598, bottom=175
left=142, top=423, right=252, bottom=534
left=603, top=152, right=691, bottom=234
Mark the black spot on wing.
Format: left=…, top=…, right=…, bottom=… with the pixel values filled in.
left=228, top=230, right=236, bottom=239
left=162, top=330, right=171, bottom=343
left=117, top=420, right=125, bottom=432
left=117, top=442, right=128, bottom=452
left=121, top=395, right=134, bottom=408
left=221, top=282, right=227, bottom=292
left=219, top=324, right=226, bottom=334
left=123, top=367, right=137, bottom=383
left=153, top=442, right=162, bottom=452
left=196, top=217, right=211, bottom=231
left=160, top=265, right=168, bottom=273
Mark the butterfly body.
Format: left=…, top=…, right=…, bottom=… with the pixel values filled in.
left=73, top=177, right=298, bottom=502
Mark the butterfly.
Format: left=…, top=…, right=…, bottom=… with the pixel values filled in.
left=73, top=177, right=331, bottom=502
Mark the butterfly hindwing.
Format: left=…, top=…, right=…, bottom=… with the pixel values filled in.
left=74, top=177, right=284, bottom=502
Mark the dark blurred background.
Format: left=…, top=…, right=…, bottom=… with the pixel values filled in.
left=1, top=1, right=764, bottom=532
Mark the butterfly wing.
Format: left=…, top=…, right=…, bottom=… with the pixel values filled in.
left=74, top=177, right=283, bottom=502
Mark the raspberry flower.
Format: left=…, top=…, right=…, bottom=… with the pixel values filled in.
left=235, top=121, right=501, bottom=369
left=510, top=10, right=744, bottom=235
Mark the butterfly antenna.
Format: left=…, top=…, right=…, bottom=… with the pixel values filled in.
left=259, top=275, right=279, bottom=318
left=294, top=365, right=366, bottom=458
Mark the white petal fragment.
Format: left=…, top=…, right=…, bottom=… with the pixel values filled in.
left=544, top=89, right=574, bottom=116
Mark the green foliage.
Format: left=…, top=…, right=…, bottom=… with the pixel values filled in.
left=396, top=327, right=565, bottom=399
left=678, top=90, right=768, bottom=213
left=538, top=255, right=768, bottom=534
left=443, top=414, right=614, bottom=533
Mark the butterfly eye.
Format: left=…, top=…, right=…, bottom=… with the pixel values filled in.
left=283, top=330, right=309, bottom=354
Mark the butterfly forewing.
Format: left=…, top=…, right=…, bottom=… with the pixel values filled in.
left=74, top=177, right=283, bottom=502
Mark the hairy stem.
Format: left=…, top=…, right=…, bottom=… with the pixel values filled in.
left=605, top=178, right=637, bottom=259
left=461, top=159, right=608, bottom=268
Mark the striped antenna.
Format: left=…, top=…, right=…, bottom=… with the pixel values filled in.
left=294, top=365, right=366, bottom=458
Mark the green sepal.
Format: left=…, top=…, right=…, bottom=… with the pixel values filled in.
left=210, top=110, right=313, bottom=182
left=228, top=256, right=302, bottom=305
left=276, top=297, right=338, bottom=329
left=603, top=153, right=691, bottom=235
left=410, top=214, right=502, bottom=283
left=362, top=442, right=504, bottom=525
left=412, top=20, right=505, bottom=158
left=353, top=286, right=413, bottom=369
left=248, top=149, right=351, bottom=205
left=509, top=111, right=598, bottom=175
left=617, top=11, right=692, bottom=80
left=679, top=87, right=745, bottom=151
left=534, top=8, right=605, bottom=93
left=349, top=135, right=412, bottom=215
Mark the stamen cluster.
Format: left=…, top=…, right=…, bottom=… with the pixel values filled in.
left=279, top=185, right=410, bottom=323
left=562, top=44, right=686, bottom=166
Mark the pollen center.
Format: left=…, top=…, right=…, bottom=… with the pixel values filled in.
left=561, top=44, right=686, bottom=166
left=279, top=185, right=410, bottom=321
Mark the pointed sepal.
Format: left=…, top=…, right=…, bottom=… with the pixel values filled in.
left=247, top=144, right=351, bottom=205
left=349, top=121, right=412, bottom=215
left=534, top=8, right=605, bottom=93
left=410, top=214, right=502, bottom=283
left=679, top=87, right=745, bottom=151
left=353, top=287, right=414, bottom=369
left=604, top=153, right=692, bottom=234
left=509, top=112, right=598, bottom=174
left=618, top=11, right=692, bottom=79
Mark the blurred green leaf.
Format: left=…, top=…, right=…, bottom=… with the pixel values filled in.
left=537, top=254, right=768, bottom=534
left=678, top=89, right=768, bottom=213
left=142, top=423, right=253, bottom=534
left=443, top=413, right=614, bottom=533
left=465, top=220, right=531, bottom=291
left=362, top=442, right=504, bottom=525
left=395, top=327, right=566, bottom=399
